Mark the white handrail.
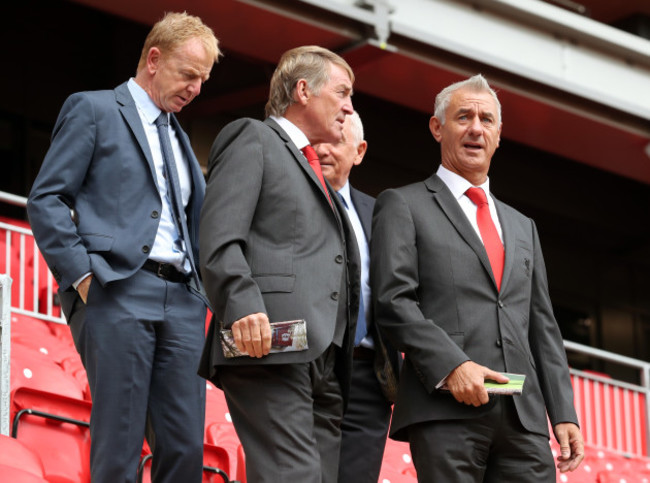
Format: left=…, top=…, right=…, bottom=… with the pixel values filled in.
left=0, top=275, right=11, bottom=436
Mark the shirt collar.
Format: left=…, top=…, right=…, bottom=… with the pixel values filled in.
left=128, top=78, right=163, bottom=125
left=270, top=115, right=310, bottom=150
left=436, top=164, right=492, bottom=200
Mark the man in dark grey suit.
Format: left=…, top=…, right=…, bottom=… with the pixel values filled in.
left=27, top=13, right=219, bottom=483
left=371, top=74, right=584, bottom=482
left=198, top=46, right=361, bottom=483
left=315, top=111, right=400, bottom=483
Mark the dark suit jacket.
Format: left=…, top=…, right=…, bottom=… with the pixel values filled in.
left=198, top=118, right=361, bottom=399
left=350, top=187, right=401, bottom=401
left=371, top=174, right=578, bottom=441
left=27, top=82, right=206, bottom=318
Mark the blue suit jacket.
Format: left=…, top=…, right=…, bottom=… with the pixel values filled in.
left=27, top=82, right=206, bottom=318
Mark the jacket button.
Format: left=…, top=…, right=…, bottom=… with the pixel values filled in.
left=142, top=245, right=150, bottom=253
left=496, top=339, right=502, bottom=347
left=498, top=300, right=504, bottom=308
left=335, top=255, right=343, bottom=264
left=330, top=292, right=339, bottom=301
left=151, top=211, right=159, bottom=218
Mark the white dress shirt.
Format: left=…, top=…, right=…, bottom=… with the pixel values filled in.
left=128, top=78, right=192, bottom=273
left=436, top=165, right=504, bottom=244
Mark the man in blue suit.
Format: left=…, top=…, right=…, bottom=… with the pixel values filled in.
left=315, top=111, right=400, bottom=483
left=27, top=12, right=220, bottom=483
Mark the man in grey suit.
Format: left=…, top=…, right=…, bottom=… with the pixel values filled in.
left=371, top=74, right=584, bottom=482
left=314, top=111, right=399, bottom=483
left=198, top=46, right=361, bottom=483
left=27, top=13, right=219, bottom=483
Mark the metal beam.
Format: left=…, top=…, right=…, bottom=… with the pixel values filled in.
left=284, top=0, right=650, bottom=120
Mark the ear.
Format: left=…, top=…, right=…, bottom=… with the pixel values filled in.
left=353, top=140, right=368, bottom=166
left=294, top=79, right=310, bottom=106
left=146, top=47, right=162, bottom=75
left=429, top=116, right=443, bottom=142
left=496, top=122, right=502, bottom=148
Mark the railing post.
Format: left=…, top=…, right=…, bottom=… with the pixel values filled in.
left=0, top=274, right=12, bottom=436
left=643, top=364, right=650, bottom=457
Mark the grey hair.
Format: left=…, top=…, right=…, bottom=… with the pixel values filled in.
left=347, top=111, right=364, bottom=146
left=265, top=46, right=354, bottom=118
left=433, top=74, right=501, bottom=125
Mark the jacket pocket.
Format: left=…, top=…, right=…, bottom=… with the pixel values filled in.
left=448, top=332, right=465, bottom=350
left=81, top=233, right=113, bottom=252
left=253, top=274, right=296, bottom=293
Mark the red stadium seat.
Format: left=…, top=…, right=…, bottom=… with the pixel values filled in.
left=0, top=465, right=50, bottom=483
left=11, top=387, right=92, bottom=483
left=597, top=469, right=650, bottom=483
left=10, top=313, right=58, bottom=343
left=0, top=434, right=46, bottom=478
left=378, top=438, right=417, bottom=482
left=137, top=443, right=232, bottom=483
left=10, top=342, right=86, bottom=407
left=235, top=444, right=247, bottom=483
left=205, top=422, right=243, bottom=480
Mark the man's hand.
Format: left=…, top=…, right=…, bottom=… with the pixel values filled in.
left=445, top=361, right=509, bottom=406
left=554, top=422, right=584, bottom=473
left=231, top=313, right=272, bottom=358
left=76, top=274, right=93, bottom=304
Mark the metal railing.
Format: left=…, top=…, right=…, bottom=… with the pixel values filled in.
left=1, top=274, right=11, bottom=435
left=565, top=340, right=650, bottom=457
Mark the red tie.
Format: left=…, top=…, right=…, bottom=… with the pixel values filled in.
left=302, top=145, right=332, bottom=206
left=466, top=187, right=504, bottom=290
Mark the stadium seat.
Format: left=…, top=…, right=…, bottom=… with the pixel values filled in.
left=597, top=469, right=650, bottom=483
left=0, top=465, right=50, bottom=483
left=205, top=381, right=231, bottom=427
left=235, top=444, right=247, bottom=483
left=10, top=341, right=86, bottom=407
left=378, top=438, right=417, bottom=482
left=11, top=387, right=92, bottom=483
left=205, top=422, right=243, bottom=479
left=10, top=312, right=58, bottom=343
left=0, top=434, right=46, bottom=478
left=137, top=442, right=233, bottom=483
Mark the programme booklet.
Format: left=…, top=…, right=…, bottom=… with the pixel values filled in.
left=220, top=319, right=308, bottom=358
left=438, top=372, right=526, bottom=395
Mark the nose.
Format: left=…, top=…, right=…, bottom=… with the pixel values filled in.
left=342, top=98, right=354, bottom=115
left=468, top=116, right=482, bottom=135
left=188, top=79, right=202, bottom=97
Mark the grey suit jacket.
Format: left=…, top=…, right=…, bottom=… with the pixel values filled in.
left=27, top=82, right=206, bottom=318
left=371, top=173, right=578, bottom=441
left=198, top=118, right=361, bottom=394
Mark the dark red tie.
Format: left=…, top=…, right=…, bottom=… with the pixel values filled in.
left=466, top=187, right=504, bottom=290
left=301, top=145, right=332, bottom=206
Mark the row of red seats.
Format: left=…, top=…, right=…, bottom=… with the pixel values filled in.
left=550, top=433, right=650, bottom=482
left=5, top=313, right=245, bottom=482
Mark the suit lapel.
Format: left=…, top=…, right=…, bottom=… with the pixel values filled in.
left=264, top=118, right=335, bottom=208
left=114, top=83, right=157, bottom=184
left=425, top=174, right=498, bottom=290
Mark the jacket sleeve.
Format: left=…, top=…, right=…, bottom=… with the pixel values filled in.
left=26, top=93, right=97, bottom=291
left=371, top=188, right=469, bottom=392
left=199, top=119, right=267, bottom=326
left=527, top=219, right=579, bottom=426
